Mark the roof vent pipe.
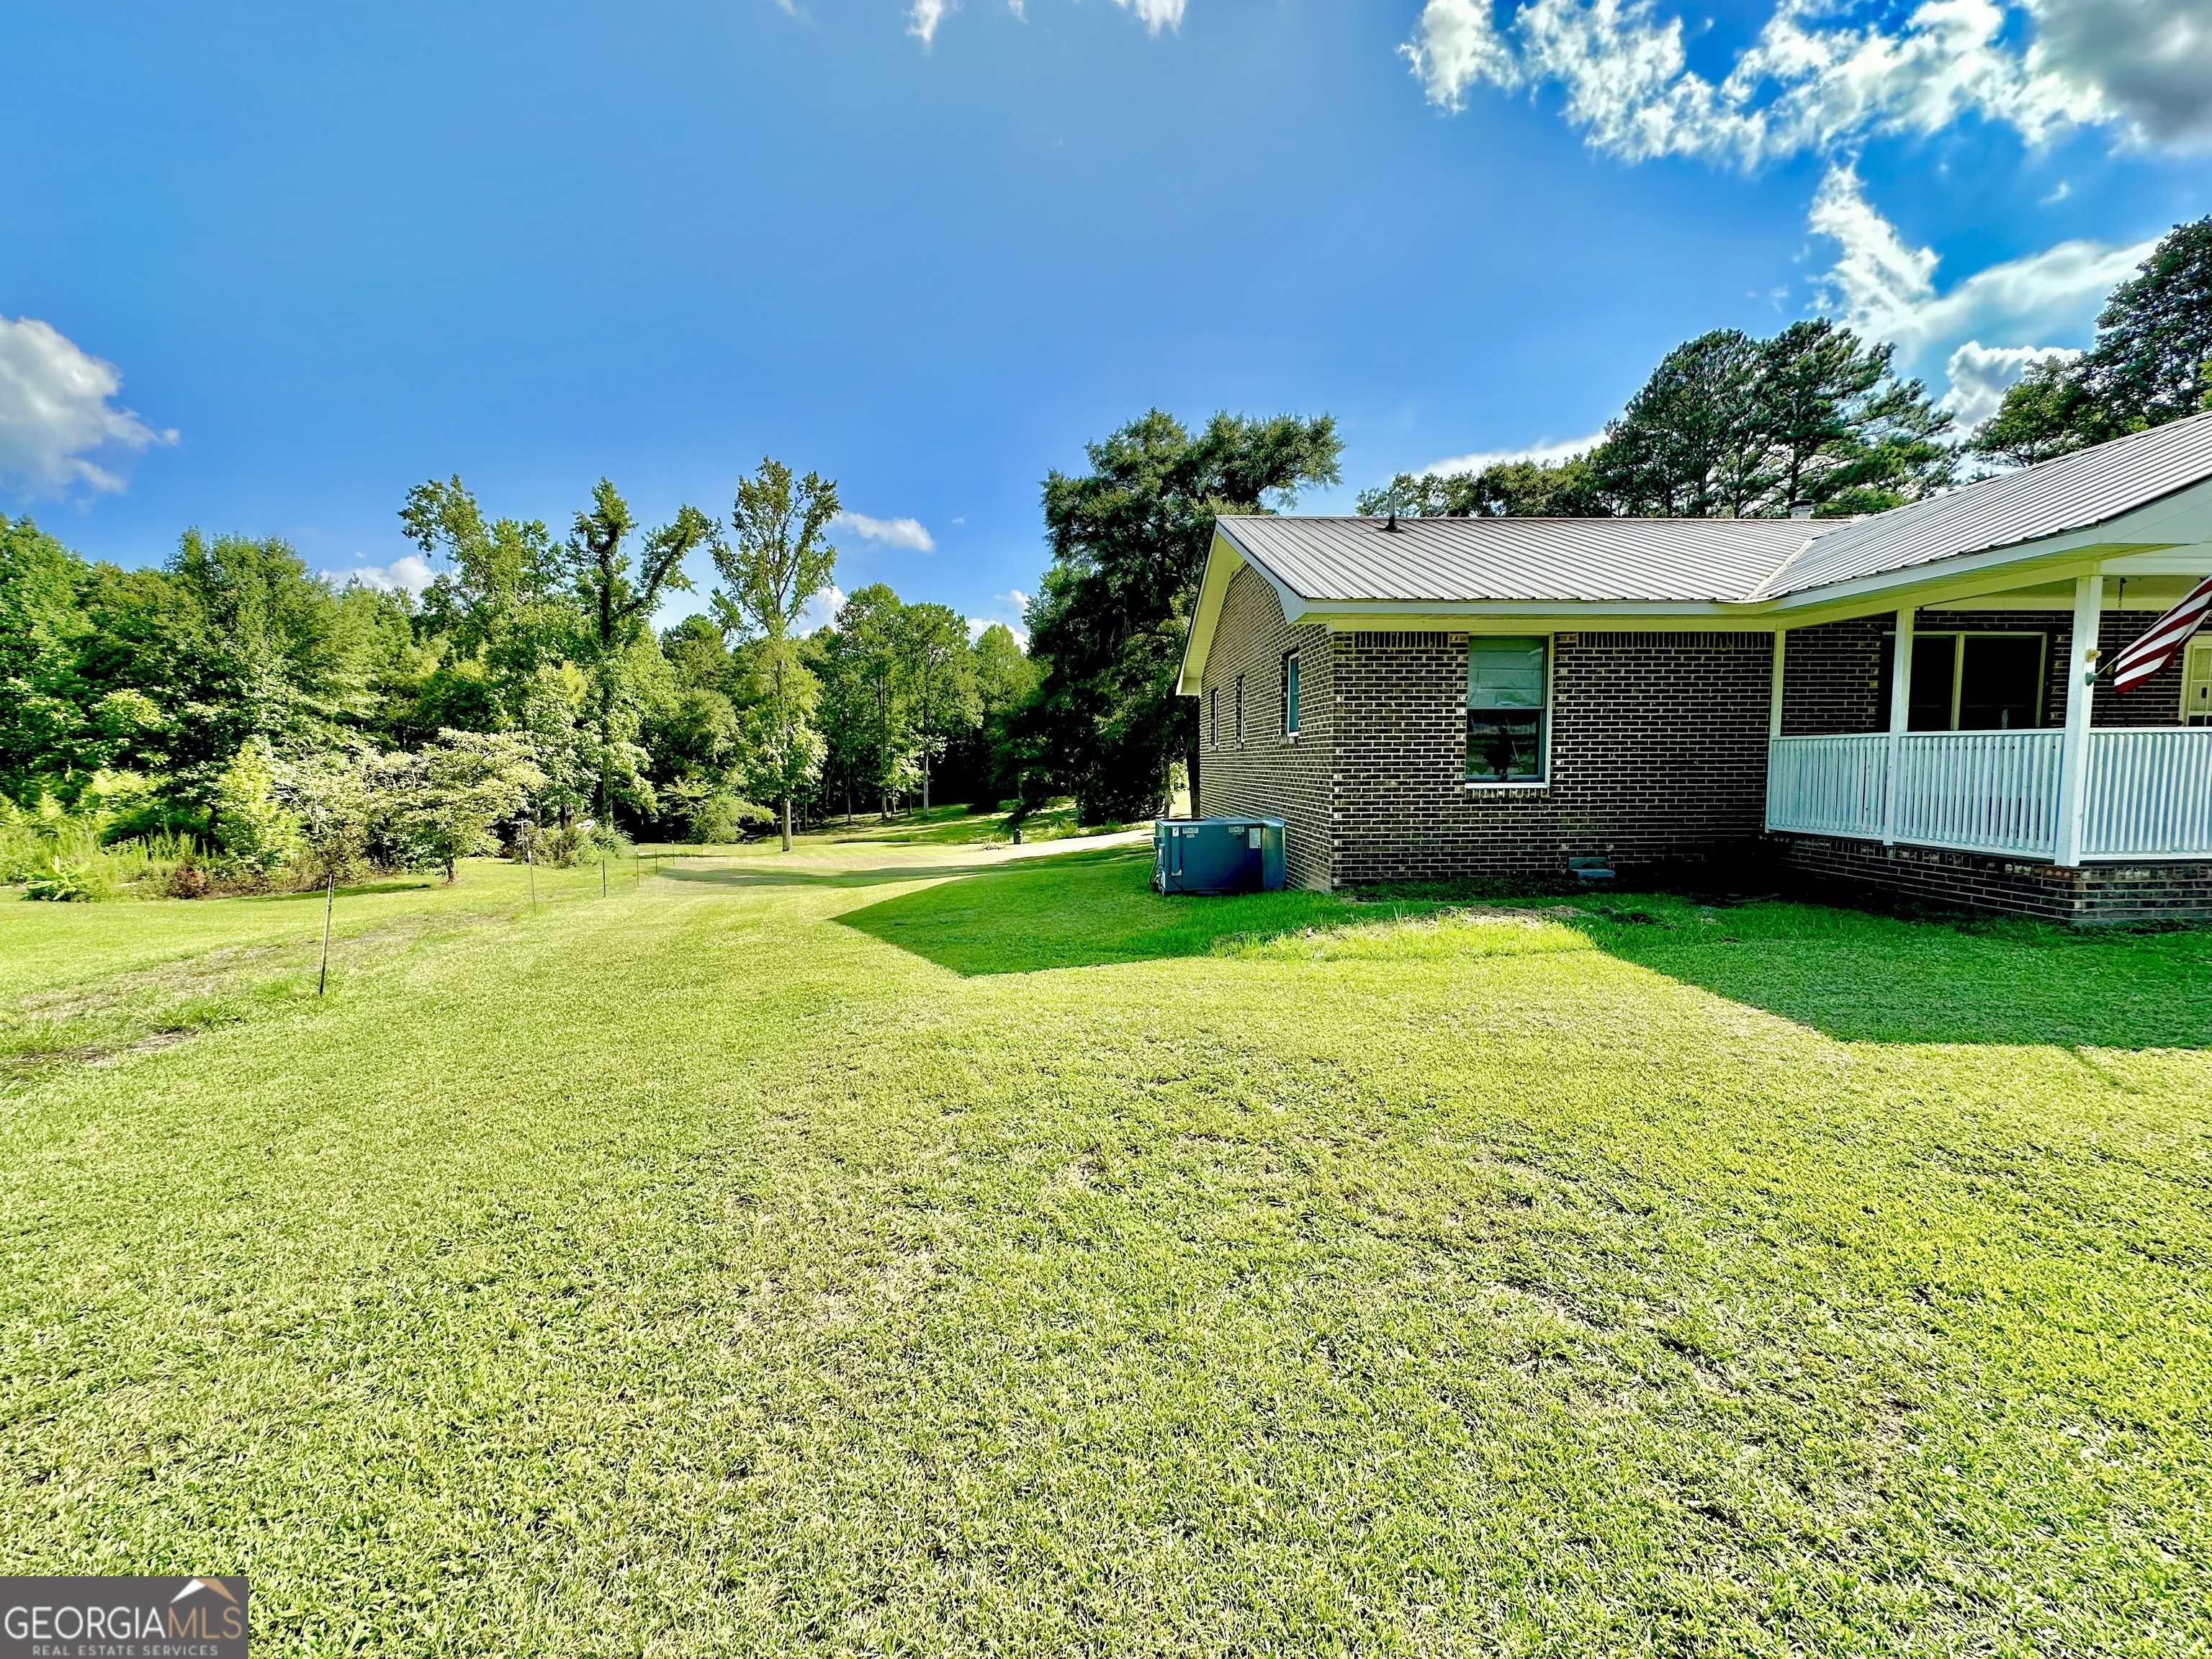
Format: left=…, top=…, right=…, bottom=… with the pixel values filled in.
left=1385, top=481, right=1401, bottom=532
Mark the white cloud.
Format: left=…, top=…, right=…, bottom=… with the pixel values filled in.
left=1938, top=341, right=2083, bottom=425
left=967, top=589, right=1031, bottom=647
left=799, top=583, right=846, bottom=633
left=835, top=510, right=936, bottom=552
left=1403, top=0, right=2207, bottom=166
left=1809, top=162, right=2151, bottom=367
left=1114, top=0, right=1186, bottom=32
left=0, top=315, right=176, bottom=497
left=909, top=0, right=952, bottom=44
left=1421, top=432, right=1606, bottom=475
left=328, top=554, right=434, bottom=595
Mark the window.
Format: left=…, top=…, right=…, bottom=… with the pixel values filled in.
left=1234, top=675, right=1246, bottom=743
left=1880, top=631, right=2046, bottom=730
left=1282, top=651, right=1301, bottom=738
left=2186, top=638, right=2212, bottom=726
left=1466, top=637, right=1547, bottom=783
left=1208, top=685, right=1218, bottom=746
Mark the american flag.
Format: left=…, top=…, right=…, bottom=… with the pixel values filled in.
left=2108, top=573, right=2212, bottom=693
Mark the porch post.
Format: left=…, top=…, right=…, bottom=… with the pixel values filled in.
left=1768, top=629, right=1786, bottom=740
left=2053, top=570, right=2104, bottom=868
left=1882, top=606, right=1912, bottom=846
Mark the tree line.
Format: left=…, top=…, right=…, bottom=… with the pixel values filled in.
left=3, top=217, right=2206, bottom=891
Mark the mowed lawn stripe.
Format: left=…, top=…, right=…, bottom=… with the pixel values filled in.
left=3, top=847, right=2208, bottom=1655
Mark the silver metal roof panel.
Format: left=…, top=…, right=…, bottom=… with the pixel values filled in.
left=1218, top=514, right=1832, bottom=605
left=1751, top=411, right=2212, bottom=598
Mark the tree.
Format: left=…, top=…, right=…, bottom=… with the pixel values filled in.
left=1356, top=456, right=1606, bottom=518
left=1031, top=410, right=1341, bottom=822
left=896, top=602, right=978, bottom=813
left=1755, top=320, right=1950, bottom=513
left=373, top=729, right=544, bottom=881
left=968, top=622, right=1038, bottom=808
left=827, top=585, right=917, bottom=818
left=2083, top=216, right=2212, bottom=428
left=1360, top=319, right=1948, bottom=523
left=561, top=480, right=715, bottom=826
left=710, top=457, right=839, bottom=850
left=1971, top=217, right=2212, bottom=463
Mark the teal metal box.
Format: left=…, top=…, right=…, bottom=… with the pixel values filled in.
left=1152, top=817, right=1287, bottom=894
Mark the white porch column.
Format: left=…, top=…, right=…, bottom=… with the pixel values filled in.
left=1881, top=606, right=1912, bottom=846
left=2054, top=570, right=2104, bottom=868
left=1769, top=629, right=1787, bottom=740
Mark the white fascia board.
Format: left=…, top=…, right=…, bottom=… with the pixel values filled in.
left=1177, top=527, right=1313, bottom=696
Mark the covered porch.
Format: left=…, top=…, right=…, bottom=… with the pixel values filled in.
left=1763, top=553, right=2212, bottom=868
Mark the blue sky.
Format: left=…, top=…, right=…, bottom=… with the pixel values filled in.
left=2, top=0, right=2206, bottom=637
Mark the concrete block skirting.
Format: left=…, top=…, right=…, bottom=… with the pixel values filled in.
left=1766, top=832, right=2212, bottom=925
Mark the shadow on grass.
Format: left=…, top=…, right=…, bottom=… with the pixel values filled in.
left=840, top=845, right=2212, bottom=1048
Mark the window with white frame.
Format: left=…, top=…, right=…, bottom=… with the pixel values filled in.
left=1208, top=685, right=1218, bottom=746
left=1234, top=674, right=1246, bottom=744
left=1466, top=637, right=1547, bottom=783
left=2185, top=637, right=2212, bottom=726
left=1281, top=650, right=1300, bottom=739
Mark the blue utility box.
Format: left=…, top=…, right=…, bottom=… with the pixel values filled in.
left=1153, top=817, right=1287, bottom=895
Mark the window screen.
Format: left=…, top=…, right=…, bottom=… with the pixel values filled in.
left=1282, top=652, right=1300, bottom=737
left=1235, top=675, right=1245, bottom=743
left=1208, top=685, right=1217, bottom=746
left=1466, top=637, right=1547, bottom=783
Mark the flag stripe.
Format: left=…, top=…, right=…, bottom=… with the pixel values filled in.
left=2108, top=574, right=2212, bottom=693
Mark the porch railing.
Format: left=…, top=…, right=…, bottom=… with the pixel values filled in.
left=1764, top=734, right=1889, bottom=840
left=1767, top=727, right=2212, bottom=862
left=2084, top=729, right=2212, bottom=858
left=1892, top=730, right=2064, bottom=857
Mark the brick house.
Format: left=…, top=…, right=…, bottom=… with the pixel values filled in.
left=1177, top=414, right=2212, bottom=922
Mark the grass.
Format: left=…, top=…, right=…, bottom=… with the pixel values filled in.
left=1, top=837, right=2208, bottom=1655
left=809, top=800, right=1138, bottom=848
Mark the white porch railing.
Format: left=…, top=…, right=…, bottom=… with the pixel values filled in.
left=1765, top=734, right=1890, bottom=840
left=1767, top=727, right=2212, bottom=862
left=2084, top=729, right=2212, bottom=858
left=1892, top=730, right=2064, bottom=857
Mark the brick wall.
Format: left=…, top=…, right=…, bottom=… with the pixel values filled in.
left=1329, top=629, right=1776, bottom=885
left=1195, top=565, right=1335, bottom=889
left=1769, top=833, right=2212, bottom=924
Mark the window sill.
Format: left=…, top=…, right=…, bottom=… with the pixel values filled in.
left=1465, top=780, right=1550, bottom=792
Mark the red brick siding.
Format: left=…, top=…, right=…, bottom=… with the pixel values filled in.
left=1329, top=629, right=1776, bottom=884
left=1195, top=565, right=1335, bottom=889
left=1769, top=833, right=2212, bottom=924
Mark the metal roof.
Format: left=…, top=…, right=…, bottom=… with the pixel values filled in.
left=1217, top=514, right=1833, bottom=604
left=1750, top=410, right=2212, bottom=598
left=1217, top=413, right=2212, bottom=611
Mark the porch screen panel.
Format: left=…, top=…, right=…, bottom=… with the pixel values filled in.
left=1467, top=637, right=1547, bottom=783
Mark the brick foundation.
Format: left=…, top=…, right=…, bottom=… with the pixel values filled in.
left=1766, top=833, right=2212, bottom=925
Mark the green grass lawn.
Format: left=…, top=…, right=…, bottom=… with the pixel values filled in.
left=3, top=841, right=2208, bottom=1655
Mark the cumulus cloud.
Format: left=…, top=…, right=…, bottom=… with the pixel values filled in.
left=328, top=554, right=435, bottom=595
left=835, top=510, right=937, bottom=552
left=1403, top=0, right=2207, bottom=166
left=799, top=583, right=846, bottom=633
left=1421, top=431, right=1606, bottom=475
left=1806, top=161, right=2149, bottom=422
left=1809, top=162, right=2150, bottom=364
left=0, top=314, right=176, bottom=497
left=1938, top=341, right=2083, bottom=424
left=967, top=589, right=1031, bottom=647
left=2031, top=0, right=2212, bottom=143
